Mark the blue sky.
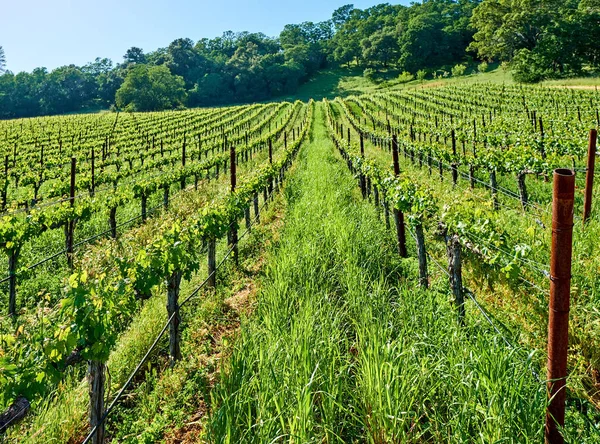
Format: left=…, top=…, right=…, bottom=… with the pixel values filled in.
left=1, top=0, right=404, bottom=73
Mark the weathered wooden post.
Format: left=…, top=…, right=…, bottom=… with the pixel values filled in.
left=91, top=148, right=95, bottom=196
left=451, top=129, right=458, bottom=186
left=268, top=138, right=274, bottom=196
left=167, top=270, right=183, bottom=364
left=545, top=168, right=575, bottom=444
left=66, top=157, right=76, bottom=268
left=392, top=135, right=407, bottom=257
left=359, top=132, right=366, bottom=198
left=447, top=234, right=464, bottom=322
left=1, top=155, right=8, bottom=211
left=415, top=223, right=428, bottom=288
left=583, top=129, right=597, bottom=223
left=87, top=360, right=105, bottom=444
left=230, top=145, right=238, bottom=265
left=207, top=238, right=216, bottom=289
left=517, top=172, right=528, bottom=210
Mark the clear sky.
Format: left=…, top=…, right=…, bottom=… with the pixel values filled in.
left=1, top=0, right=403, bottom=74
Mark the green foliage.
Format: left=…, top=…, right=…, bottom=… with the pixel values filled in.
left=469, top=0, right=596, bottom=81
left=397, top=71, right=414, bottom=83
left=416, top=69, right=427, bottom=81
left=363, top=67, right=376, bottom=81
left=511, top=49, right=548, bottom=83
left=116, top=64, right=187, bottom=112
left=478, top=61, right=489, bottom=73
left=361, top=28, right=398, bottom=68
left=451, top=63, right=467, bottom=77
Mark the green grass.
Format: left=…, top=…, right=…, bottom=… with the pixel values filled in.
left=278, top=65, right=600, bottom=104
left=206, top=103, right=550, bottom=442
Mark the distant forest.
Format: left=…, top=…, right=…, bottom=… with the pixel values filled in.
left=1, top=0, right=599, bottom=118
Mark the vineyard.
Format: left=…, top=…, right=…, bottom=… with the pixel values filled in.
left=1, top=83, right=600, bottom=442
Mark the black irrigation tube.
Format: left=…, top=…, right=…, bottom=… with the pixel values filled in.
left=0, top=204, right=164, bottom=285
left=82, top=108, right=309, bottom=442
left=335, top=113, right=546, bottom=384
left=1, top=106, right=303, bottom=286
left=81, top=171, right=279, bottom=444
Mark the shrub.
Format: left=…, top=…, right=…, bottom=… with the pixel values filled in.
left=363, top=68, right=377, bottom=81
left=511, top=49, right=547, bottom=83
left=478, top=61, right=489, bottom=74
left=451, top=64, right=467, bottom=77
left=416, top=69, right=427, bottom=81
left=398, top=71, right=415, bottom=83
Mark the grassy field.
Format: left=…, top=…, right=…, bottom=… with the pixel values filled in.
left=5, top=77, right=600, bottom=442
left=204, top=103, right=551, bottom=442
left=277, top=65, right=600, bottom=103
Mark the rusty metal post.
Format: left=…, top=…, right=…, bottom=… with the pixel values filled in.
left=583, top=129, right=597, bottom=224
left=545, top=168, right=575, bottom=444
left=392, top=135, right=407, bottom=257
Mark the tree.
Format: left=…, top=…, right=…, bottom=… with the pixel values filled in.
left=398, top=13, right=448, bottom=72
left=123, top=47, right=146, bottom=65
left=332, top=4, right=354, bottom=29
left=0, top=46, right=6, bottom=74
left=469, top=0, right=591, bottom=79
left=115, top=64, right=186, bottom=111
left=166, top=38, right=207, bottom=87
left=361, top=28, right=398, bottom=68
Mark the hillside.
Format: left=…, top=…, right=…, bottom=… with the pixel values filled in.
left=1, top=80, right=600, bottom=442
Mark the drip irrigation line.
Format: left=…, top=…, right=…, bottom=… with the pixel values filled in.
left=0, top=403, right=30, bottom=433
left=421, top=234, right=543, bottom=383
left=0, top=110, right=299, bottom=218
left=81, top=153, right=291, bottom=444
left=463, top=229, right=550, bottom=278
left=0, top=204, right=166, bottom=284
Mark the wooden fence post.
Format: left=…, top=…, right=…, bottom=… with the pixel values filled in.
left=230, top=145, right=238, bottom=265
left=447, top=234, right=464, bottom=322
left=207, top=238, right=216, bottom=289
left=451, top=129, right=458, bottom=186
left=517, top=172, right=528, bottom=210
left=545, top=168, right=575, bottom=444
left=1, top=155, right=8, bottom=211
left=167, top=270, right=183, bottom=364
left=66, top=157, right=76, bottom=268
left=415, top=223, right=428, bottom=288
left=359, top=132, right=366, bottom=198
left=490, top=170, right=499, bottom=210
left=87, top=360, right=106, bottom=444
left=392, top=135, right=408, bottom=257
left=91, top=148, right=95, bottom=196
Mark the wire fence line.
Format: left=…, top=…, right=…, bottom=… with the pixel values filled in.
left=406, top=224, right=543, bottom=384
left=81, top=178, right=277, bottom=444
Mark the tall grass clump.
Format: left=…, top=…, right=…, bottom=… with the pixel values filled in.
left=207, top=103, right=548, bottom=443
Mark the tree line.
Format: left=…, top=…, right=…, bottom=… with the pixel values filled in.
left=1, top=0, right=599, bottom=118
